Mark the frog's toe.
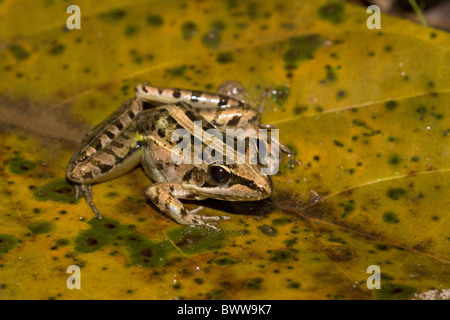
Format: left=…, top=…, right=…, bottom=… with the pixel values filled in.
left=195, top=221, right=219, bottom=230
left=74, top=184, right=82, bottom=199
left=94, top=209, right=103, bottom=219
left=193, top=214, right=230, bottom=222
left=189, top=211, right=230, bottom=221
left=204, top=215, right=230, bottom=221
left=185, top=207, right=230, bottom=229
left=75, top=183, right=104, bottom=219
left=188, top=206, right=204, bottom=215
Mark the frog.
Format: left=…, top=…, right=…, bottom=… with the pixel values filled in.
left=66, top=82, right=293, bottom=229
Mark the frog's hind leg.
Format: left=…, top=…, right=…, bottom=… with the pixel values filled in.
left=66, top=122, right=142, bottom=219
left=75, top=184, right=103, bottom=219
left=135, top=82, right=250, bottom=110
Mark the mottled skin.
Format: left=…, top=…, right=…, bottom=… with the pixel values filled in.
left=66, top=83, right=292, bottom=228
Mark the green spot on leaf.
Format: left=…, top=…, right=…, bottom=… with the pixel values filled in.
left=269, top=249, right=292, bottom=262
left=211, top=20, right=226, bottom=32
left=147, top=15, right=164, bottom=27
left=318, top=2, right=345, bottom=24
left=375, top=283, right=416, bottom=300
left=293, top=105, right=308, bottom=115
left=206, top=289, right=226, bottom=299
left=165, top=226, right=227, bottom=255
left=181, top=21, right=198, bottom=40
left=126, top=196, right=145, bottom=203
left=271, top=86, right=290, bottom=106
left=52, top=238, right=69, bottom=249
left=0, top=234, right=19, bottom=256
left=336, top=89, right=347, bottom=100
left=216, top=52, right=234, bottom=64
left=75, top=233, right=107, bottom=253
left=212, top=256, right=237, bottom=266
left=328, top=237, right=347, bottom=244
left=272, top=218, right=292, bottom=226
left=375, top=243, right=389, bottom=251
left=284, top=238, right=298, bottom=248
left=121, top=84, right=130, bottom=96
left=258, top=224, right=277, bottom=236
left=283, top=34, right=322, bottom=72
left=386, top=188, right=406, bottom=200
left=165, top=65, right=188, bottom=78
left=338, top=200, right=354, bottom=217
left=49, top=44, right=65, bottom=55
left=33, top=179, right=79, bottom=204
left=75, top=218, right=176, bottom=268
left=383, top=211, right=400, bottom=224
left=245, top=277, right=263, bottom=290
left=8, top=158, right=36, bottom=174
left=7, top=44, right=30, bottom=61
left=321, top=65, right=338, bottom=84
left=104, top=191, right=119, bottom=198
left=172, top=283, right=182, bottom=290
left=202, top=30, right=222, bottom=49
left=416, top=105, right=427, bottom=114
left=333, top=140, right=344, bottom=147
left=124, top=25, right=140, bottom=36
left=287, top=281, right=301, bottom=289
left=388, top=154, right=401, bottom=165
left=124, top=234, right=175, bottom=268
left=29, top=221, right=53, bottom=234
left=100, top=9, right=127, bottom=21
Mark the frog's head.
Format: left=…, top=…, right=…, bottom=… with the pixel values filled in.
left=182, top=163, right=272, bottom=201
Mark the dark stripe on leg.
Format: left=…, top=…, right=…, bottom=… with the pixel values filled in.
left=105, top=130, right=115, bottom=140
left=191, top=91, right=203, bottom=103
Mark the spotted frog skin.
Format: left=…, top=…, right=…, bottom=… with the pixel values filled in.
left=66, top=83, right=292, bottom=228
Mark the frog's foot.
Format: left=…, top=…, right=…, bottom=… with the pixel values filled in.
left=146, top=183, right=230, bottom=229
left=75, top=183, right=103, bottom=219
left=258, top=124, right=295, bottom=158
left=183, top=206, right=230, bottom=230
left=278, top=141, right=295, bottom=158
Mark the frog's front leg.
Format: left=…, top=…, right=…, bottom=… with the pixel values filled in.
left=145, top=183, right=230, bottom=229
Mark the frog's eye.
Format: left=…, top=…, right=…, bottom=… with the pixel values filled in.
left=208, top=164, right=231, bottom=185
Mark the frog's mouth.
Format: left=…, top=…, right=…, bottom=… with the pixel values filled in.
left=183, top=178, right=272, bottom=202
